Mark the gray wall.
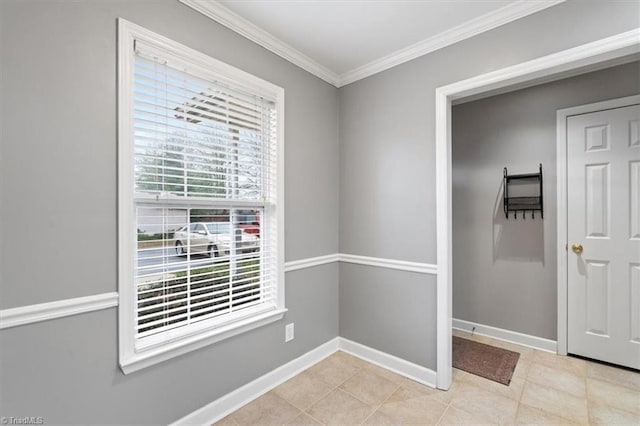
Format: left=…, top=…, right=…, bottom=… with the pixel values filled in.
left=339, top=0, right=640, bottom=370
left=339, top=264, right=436, bottom=366
left=452, top=62, right=640, bottom=340
left=0, top=0, right=338, bottom=424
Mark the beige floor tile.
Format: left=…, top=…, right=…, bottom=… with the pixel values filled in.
left=362, top=361, right=444, bottom=400
left=588, top=400, right=640, bottom=425
left=514, top=402, right=578, bottom=425
left=437, top=405, right=495, bottom=425
left=512, top=357, right=532, bottom=380
left=384, top=384, right=443, bottom=404
left=285, top=412, right=323, bottom=426
left=307, top=352, right=362, bottom=387
left=586, top=361, right=640, bottom=391
left=231, top=391, right=301, bottom=425
left=362, top=362, right=406, bottom=384
left=520, top=381, right=588, bottom=424
left=527, top=362, right=586, bottom=398
left=274, top=370, right=334, bottom=410
left=431, top=373, right=467, bottom=405
left=458, top=370, right=526, bottom=401
left=213, top=414, right=238, bottom=425
left=306, top=388, right=374, bottom=425
left=372, top=394, right=448, bottom=424
left=448, top=382, right=519, bottom=424
left=362, top=409, right=405, bottom=426
left=333, top=350, right=370, bottom=368
left=586, top=377, right=640, bottom=415
left=531, top=351, right=587, bottom=377
left=340, top=368, right=400, bottom=406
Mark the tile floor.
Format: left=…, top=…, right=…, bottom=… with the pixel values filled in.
left=217, top=331, right=640, bottom=425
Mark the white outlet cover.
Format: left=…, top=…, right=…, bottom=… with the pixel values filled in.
left=285, top=323, right=294, bottom=342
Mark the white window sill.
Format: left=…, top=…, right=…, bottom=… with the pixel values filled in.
left=120, top=308, right=287, bottom=374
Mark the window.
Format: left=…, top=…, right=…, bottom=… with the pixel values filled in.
left=118, top=20, right=285, bottom=374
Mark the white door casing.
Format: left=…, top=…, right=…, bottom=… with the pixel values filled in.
left=436, top=30, right=640, bottom=390
left=566, top=99, right=640, bottom=369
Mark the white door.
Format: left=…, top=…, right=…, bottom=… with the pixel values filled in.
left=567, top=100, right=640, bottom=369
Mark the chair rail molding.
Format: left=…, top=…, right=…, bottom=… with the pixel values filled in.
left=0, top=253, right=436, bottom=330
left=0, top=293, right=119, bottom=330
left=339, top=253, right=437, bottom=275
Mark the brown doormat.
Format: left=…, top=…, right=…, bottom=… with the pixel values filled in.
left=453, top=336, right=520, bottom=385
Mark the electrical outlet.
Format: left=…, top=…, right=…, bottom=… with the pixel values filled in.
left=285, top=323, right=294, bottom=342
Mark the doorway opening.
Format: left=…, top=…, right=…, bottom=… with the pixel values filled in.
left=434, top=29, right=640, bottom=390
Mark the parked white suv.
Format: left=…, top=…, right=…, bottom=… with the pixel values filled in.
left=174, top=222, right=259, bottom=258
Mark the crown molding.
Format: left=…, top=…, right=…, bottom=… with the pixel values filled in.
left=179, top=0, right=340, bottom=86
left=338, top=0, right=566, bottom=86
left=180, top=0, right=565, bottom=88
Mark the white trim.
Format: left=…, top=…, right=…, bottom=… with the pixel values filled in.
left=117, top=18, right=286, bottom=375
left=285, top=253, right=437, bottom=274
left=121, top=308, right=287, bottom=375
left=170, top=337, right=340, bottom=426
left=178, top=0, right=339, bottom=86
left=0, top=293, right=119, bottom=330
left=284, top=254, right=340, bottom=272
left=339, top=337, right=437, bottom=388
left=179, top=1, right=564, bottom=88
left=435, top=87, right=453, bottom=391
left=171, top=336, right=436, bottom=426
left=436, top=29, right=640, bottom=101
left=556, top=104, right=569, bottom=356
left=338, top=0, right=565, bottom=86
left=339, top=253, right=437, bottom=275
left=0, top=253, right=433, bottom=331
left=453, top=318, right=557, bottom=353
left=555, top=94, right=640, bottom=356
left=435, top=28, right=640, bottom=391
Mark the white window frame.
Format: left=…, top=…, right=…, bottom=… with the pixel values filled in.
left=117, top=19, right=285, bottom=374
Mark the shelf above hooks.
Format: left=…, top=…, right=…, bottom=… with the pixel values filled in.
left=503, top=164, right=543, bottom=219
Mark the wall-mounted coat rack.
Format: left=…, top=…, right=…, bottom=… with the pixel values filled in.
left=503, top=164, right=543, bottom=219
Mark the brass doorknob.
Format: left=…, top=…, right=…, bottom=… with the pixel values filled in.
left=572, top=243, right=583, bottom=254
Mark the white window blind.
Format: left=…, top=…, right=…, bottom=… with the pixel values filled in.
left=131, top=41, right=279, bottom=348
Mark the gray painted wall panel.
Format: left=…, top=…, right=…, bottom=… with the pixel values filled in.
left=452, top=62, right=640, bottom=340
left=0, top=265, right=338, bottom=425
left=339, top=263, right=437, bottom=368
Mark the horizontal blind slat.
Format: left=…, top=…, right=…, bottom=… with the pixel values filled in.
left=132, top=46, right=277, bottom=342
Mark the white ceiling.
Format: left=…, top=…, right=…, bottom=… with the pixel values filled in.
left=182, top=0, right=566, bottom=86
left=219, top=0, right=514, bottom=75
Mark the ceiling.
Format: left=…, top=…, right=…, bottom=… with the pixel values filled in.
left=181, top=0, right=566, bottom=86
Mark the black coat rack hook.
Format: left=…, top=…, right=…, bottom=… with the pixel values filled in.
left=503, top=164, right=544, bottom=220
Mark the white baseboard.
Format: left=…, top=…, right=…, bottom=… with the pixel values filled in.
left=339, top=338, right=437, bottom=388
left=171, top=336, right=437, bottom=425
left=171, top=337, right=340, bottom=426
left=452, top=318, right=557, bottom=353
